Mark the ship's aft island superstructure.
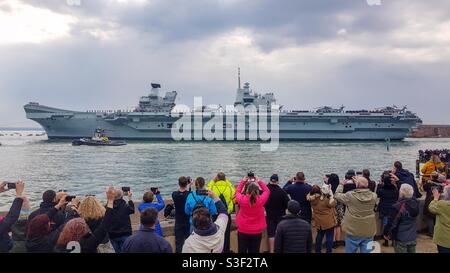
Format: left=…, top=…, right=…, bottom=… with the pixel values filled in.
left=24, top=71, right=422, bottom=141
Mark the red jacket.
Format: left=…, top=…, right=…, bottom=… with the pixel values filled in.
left=235, top=180, right=270, bottom=234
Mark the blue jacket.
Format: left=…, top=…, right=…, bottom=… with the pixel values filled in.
left=138, top=194, right=165, bottom=236
left=122, top=227, right=172, bottom=253
left=184, top=191, right=217, bottom=225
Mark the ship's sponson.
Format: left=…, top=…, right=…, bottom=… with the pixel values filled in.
left=24, top=102, right=422, bottom=141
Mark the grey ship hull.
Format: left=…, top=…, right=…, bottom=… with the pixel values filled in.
left=24, top=103, right=420, bottom=141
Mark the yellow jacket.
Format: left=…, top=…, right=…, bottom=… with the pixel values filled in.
left=421, top=161, right=445, bottom=180
left=207, top=179, right=236, bottom=214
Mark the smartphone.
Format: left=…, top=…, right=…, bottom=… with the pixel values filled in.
left=122, top=186, right=130, bottom=193
left=197, top=189, right=208, bottom=196
left=58, top=189, right=67, bottom=192
left=65, top=195, right=76, bottom=202
left=150, top=187, right=159, bottom=194
left=356, top=171, right=363, bottom=176
left=6, top=182, right=16, bottom=189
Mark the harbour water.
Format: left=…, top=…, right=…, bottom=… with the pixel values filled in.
left=1, top=129, right=449, bottom=210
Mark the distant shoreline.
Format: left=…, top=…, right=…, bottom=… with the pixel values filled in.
left=0, top=127, right=42, bottom=131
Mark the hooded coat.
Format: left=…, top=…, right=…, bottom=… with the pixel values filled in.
left=182, top=198, right=229, bottom=253
left=334, top=184, right=377, bottom=238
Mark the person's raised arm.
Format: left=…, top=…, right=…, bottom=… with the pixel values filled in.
left=334, top=182, right=350, bottom=205
left=428, top=188, right=442, bottom=215
left=126, top=191, right=135, bottom=215
left=85, top=187, right=115, bottom=249
left=0, top=182, right=7, bottom=193
left=155, top=192, right=165, bottom=211
left=208, top=190, right=227, bottom=215
left=235, top=178, right=247, bottom=203
left=0, top=181, right=24, bottom=234
left=47, top=192, right=68, bottom=220
left=257, top=179, right=270, bottom=204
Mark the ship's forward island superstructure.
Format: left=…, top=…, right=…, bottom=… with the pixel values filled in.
left=24, top=72, right=422, bottom=140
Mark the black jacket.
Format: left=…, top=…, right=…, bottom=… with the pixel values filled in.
left=376, top=186, right=398, bottom=217
left=55, top=208, right=114, bottom=253
left=383, top=198, right=419, bottom=242
left=85, top=218, right=109, bottom=244
left=395, top=169, right=422, bottom=198
left=274, top=214, right=312, bottom=253
left=25, top=207, right=65, bottom=253
left=122, top=227, right=172, bottom=253
left=0, top=198, right=23, bottom=253
left=108, top=199, right=135, bottom=239
left=28, top=201, right=65, bottom=230
left=264, top=184, right=289, bottom=222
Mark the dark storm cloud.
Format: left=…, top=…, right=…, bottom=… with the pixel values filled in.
left=1, top=0, right=450, bottom=127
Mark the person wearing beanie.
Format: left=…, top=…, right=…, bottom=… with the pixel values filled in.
left=264, top=174, right=289, bottom=253
left=274, top=200, right=312, bottom=253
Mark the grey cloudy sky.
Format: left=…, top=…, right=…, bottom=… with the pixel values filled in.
left=1, top=0, right=450, bottom=127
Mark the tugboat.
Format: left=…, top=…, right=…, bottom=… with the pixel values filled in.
left=72, top=129, right=126, bottom=146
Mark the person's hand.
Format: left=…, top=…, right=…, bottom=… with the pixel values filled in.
left=55, top=191, right=67, bottom=203
left=207, top=190, right=216, bottom=199
left=106, top=186, right=115, bottom=208
left=55, top=195, right=68, bottom=210
left=340, top=179, right=346, bottom=185
left=432, top=188, right=440, bottom=201
left=71, top=197, right=81, bottom=208
left=15, top=180, right=24, bottom=197
left=351, top=176, right=357, bottom=183
left=242, top=176, right=248, bottom=182
left=383, top=235, right=390, bottom=241
left=255, top=175, right=260, bottom=182
left=390, top=173, right=399, bottom=184
left=0, top=182, right=7, bottom=193
left=127, top=190, right=133, bottom=200
left=213, top=175, right=218, bottom=182
left=289, top=176, right=295, bottom=183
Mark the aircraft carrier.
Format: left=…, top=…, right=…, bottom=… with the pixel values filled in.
left=24, top=72, right=422, bottom=141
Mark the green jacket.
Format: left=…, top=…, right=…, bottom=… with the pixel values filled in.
left=335, top=184, right=377, bottom=238
left=207, top=179, right=235, bottom=214
left=429, top=200, right=450, bottom=248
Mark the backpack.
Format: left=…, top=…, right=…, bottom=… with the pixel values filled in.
left=191, top=193, right=207, bottom=214
left=164, top=203, right=175, bottom=219
left=212, top=182, right=231, bottom=210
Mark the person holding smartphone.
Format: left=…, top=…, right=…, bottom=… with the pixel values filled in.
left=235, top=174, right=270, bottom=253
left=0, top=181, right=25, bottom=253
left=108, top=187, right=135, bottom=253
left=138, top=187, right=165, bottom=236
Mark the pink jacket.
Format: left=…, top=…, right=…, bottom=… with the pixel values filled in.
left=235, top=179, right=270, bottom=234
